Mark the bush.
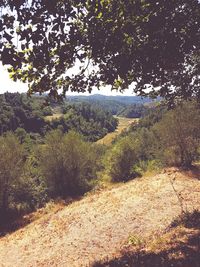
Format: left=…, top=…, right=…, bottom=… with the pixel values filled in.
left=0, top=133, right=48, bottom=224
left=14, top=153, right=49, bottom=211
left=104, top=124, right=161, bottom=182
left=104, top=137, right=138, bottom=182
left=39, top=130, right=100, bottom=197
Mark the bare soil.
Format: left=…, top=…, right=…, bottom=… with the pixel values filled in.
left=0, top=168, right=200, bottom=267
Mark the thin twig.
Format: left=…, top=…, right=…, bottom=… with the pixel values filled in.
left=169, top=174, right=187, bottom=214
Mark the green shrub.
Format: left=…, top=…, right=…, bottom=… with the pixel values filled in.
left=39, top=130, right=100, bottom=197
left=104, top=136, right=138, bottom=182
left=15, top=153, right=49, bottom=211
left=104, top=101, right=199, bottom=183
left=104, top=125, right=160, bottom=182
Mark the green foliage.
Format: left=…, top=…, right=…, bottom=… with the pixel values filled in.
left=59, top=102, right=118, bottom=141
left=1, top=1, right=200, bottom=102
left=0, top=132, right=48, bottom=222
left=0, top=92, right=47, bottom=135
left=65, top=94, right=153, bottom=115
left=39, top=130, right=101, bottom=197
left=0, top=93, right=118, bottom=142
left=42, top=106, right=53, bottom=116
left=104, top=136, right=139, bottom=182
left=104, top=101, right=200, bottom=182
left=153, top=102, right=200, bottom=167
left=15, top=127, right=27, bottom=143
left=132, top=160, right=163, bottom=177
left=18, top=154, right=49, bottom=210
left=129, top=105, right=167, bottom=131
left=0, top=133, right=25, bottom=217
left=117, top=104, right=149, bottom=118
left=129, top=127, right=158, bottom=161
left=104, top=125, right=160, bottom=182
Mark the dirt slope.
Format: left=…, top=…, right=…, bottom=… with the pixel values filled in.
left=0, top=168, right=200, bottom=267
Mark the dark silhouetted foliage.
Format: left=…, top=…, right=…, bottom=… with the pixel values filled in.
left=0, top=1, right=199, bottom=103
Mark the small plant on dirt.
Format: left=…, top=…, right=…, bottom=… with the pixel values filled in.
left=128, top=234, right=144, bottom=247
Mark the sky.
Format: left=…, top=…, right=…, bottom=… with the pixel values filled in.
left=0, top=64, right=28, bottom=93
left=0, top=64, right=135, bottom=96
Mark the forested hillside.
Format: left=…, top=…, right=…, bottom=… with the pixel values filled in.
left=116, top=104, right=149, bottom=118
left=105, top=101, right=200, bottom=183
left=0, top=92, right=51, bottom=135
left=66, top=94, right=153, bottom=117
left=59, top=102, right=118, bottom=141
left=67, top=94, right=154, bottom=104
left=0, top=93, right=118, bottom=141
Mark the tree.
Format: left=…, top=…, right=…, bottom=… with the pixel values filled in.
left=39, top=130, right=99, bottom=197
left=0, top=133, right=25, bottom=216
left=154, top=101, right=200, bottom=167
left=0, top=1, right=199, bottom=102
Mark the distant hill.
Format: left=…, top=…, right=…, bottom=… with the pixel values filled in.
left=66, top=94, right=157, bottom=105
left=64, top=94, right=159, bottom=116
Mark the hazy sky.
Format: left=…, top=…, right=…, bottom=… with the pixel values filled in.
left=0, top=64, right=135, bottom=96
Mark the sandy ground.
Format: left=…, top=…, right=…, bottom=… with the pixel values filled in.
left=0, top=168, right=200, bottom=267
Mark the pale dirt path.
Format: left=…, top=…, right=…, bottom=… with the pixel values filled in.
left=0, top=169, right=200, bottom=267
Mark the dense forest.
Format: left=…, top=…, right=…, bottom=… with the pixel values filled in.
left=116, top=104, right=149, bottom=118
left=66, top=94, right=153, bottom=117
left=0, top=93, right=118, bottom=142
left=0, top=92, right=51, bottom=135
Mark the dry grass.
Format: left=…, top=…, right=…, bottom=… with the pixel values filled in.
left=44, top=113, right=63, bottom=122
left=95, top=212, right=200, bottom=266
left=0, top=168, right=200, bottom=266
left=97, top=117, right=138, bottom=145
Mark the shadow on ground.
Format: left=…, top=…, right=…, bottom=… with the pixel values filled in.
left=182, top=164, right=200, bottom=180
left=0, top=198, right=72, bottom=237
left=93, top=211, right=200, bottom=267
left=0, top=214, right=33, bottom=237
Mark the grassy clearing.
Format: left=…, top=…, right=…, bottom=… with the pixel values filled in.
left=97, top=116, right=138, bottom=145
left=44, top=113, right=63, bottom=122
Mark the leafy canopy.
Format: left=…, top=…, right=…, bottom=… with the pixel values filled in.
left=0, top=0, right=200, bottom=102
